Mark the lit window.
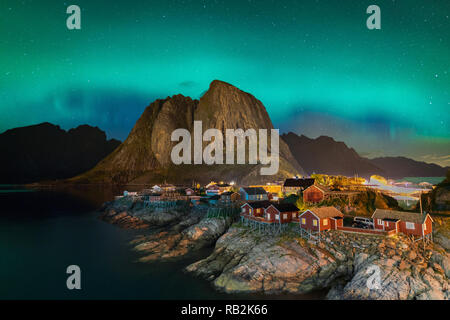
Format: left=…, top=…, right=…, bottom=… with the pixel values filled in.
left=275, top=214, right=279, bottom=220
left=377, top=219, right=382, bottom=225
left=406, top=222, right=415, bottom=230
left=313, top=220, right=318, bottom=226
left=385, top=221, right=389, bottom=227
left=292, top=213, right=296, bottom=218
left=301, top=218, right=306, bottom=224
left=242, top=208, right=245, bottom=213
left=423, top=223, right=427, bottom=231
left=267, top=214, right=271, bottom=220
left=323, top=219, right=328, bottom=226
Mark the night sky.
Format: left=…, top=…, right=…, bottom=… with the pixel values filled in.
left=0, top=0, right=449, bottom=166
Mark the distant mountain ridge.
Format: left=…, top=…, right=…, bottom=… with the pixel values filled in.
left=0, top=123, right=121, bottom=184
left=281, top=132, right=383, bottom=177
left=369, top=156, right=448, bottom=179
left=282, top=132, right=448, bottom=179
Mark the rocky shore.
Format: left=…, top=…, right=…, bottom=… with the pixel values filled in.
left=99, top=196, right=449, bottom=299
left=186, top=226, right=449, bottom=299
left=99, top=196, right=234, bottom=261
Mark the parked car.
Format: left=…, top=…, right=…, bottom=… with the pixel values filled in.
left=352, top=216, right=374, bottom=229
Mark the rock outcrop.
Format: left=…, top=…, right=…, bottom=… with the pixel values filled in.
left=186, top=226, right=449, bottom=299
left=99, top=196, right=193, bottom=228
left=99, top=196, right=234, bottom=261
left=133, top=217, right=234, bottom=262
left=186, top=227, right=347, bottom=294
left=72, top=80, right=304, bottom=185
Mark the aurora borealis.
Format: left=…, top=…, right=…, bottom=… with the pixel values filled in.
left=0, top=0, right=449, bottom=166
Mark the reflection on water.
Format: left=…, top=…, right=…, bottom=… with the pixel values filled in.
left=0, top=185, right=325, bottom=300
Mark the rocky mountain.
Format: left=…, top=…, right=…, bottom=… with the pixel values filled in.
left=281, top=132, right=383, bottom=177
left=0, top=123, right=121, bottom=184
left=369, top=157, right=448, bottom=179
left=72, top=80, right=304, bottom=185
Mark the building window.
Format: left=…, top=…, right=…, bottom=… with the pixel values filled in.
left=406, top=222, right=415, bottom=230
left=275, top=214, right=279, bottom=220
left=313, top=220, right=318, bottom=226
left=377, top=219, right=382, bottom=225
left=250, top=209, right=253, bottom=215
left=323, top=219, right=328, bottom=226
left=242, top=208, right=245, bottom=213
left=301, top=218, right=306, bottom=224
left=385, top=221, right=389, bottom=227
left=292, top=213, right=296, bottom=218
left=267, top=214, right=271, bottom=220
left=283, top=214, right=287, bottom=219
left=423, top=223, right=427, bottom=231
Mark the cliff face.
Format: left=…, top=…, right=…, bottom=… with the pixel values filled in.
left=282, top=132, right=383, bottom=178
left=0, top=123, right=120, bottom=184
left=73, top=80, right=304, bottom=184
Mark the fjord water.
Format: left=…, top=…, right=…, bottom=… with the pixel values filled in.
left=0, top=185, right=323, bottom=300
left=0, top=185, right=225, bottom=299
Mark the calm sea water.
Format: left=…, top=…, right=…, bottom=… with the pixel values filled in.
left=398, top=177, right=445, bottom=185
left=0, top=185, right=324, bottom=300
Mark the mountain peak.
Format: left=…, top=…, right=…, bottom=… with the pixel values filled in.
left=209, top=79, right=236, bottom=89
left=73, top=81, right=304, bottom=184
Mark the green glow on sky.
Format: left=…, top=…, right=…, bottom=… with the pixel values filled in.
left=0, top=0, right=448, bottom=165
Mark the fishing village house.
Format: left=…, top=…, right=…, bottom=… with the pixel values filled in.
left=283, top=178, right=315, bottom=194
left=220, top=191, right=240, bottom=204
left=207, top=195, right=220, bottom=205
left=160, top=184, right=177, bottom=192
left=206, top=184, right=220, bottom=196
left=239, top=187, right=269, bottom=201
left=205, top=183, right=232, bottom=196
left=303, top=185, right=359, bottom=204
left=299, top=207, right=344, bottom=232
left=152, top=184, right=176, bottom=193
left=372, top=209, right=433, bottom=239
left=123, top=191, right=138, bottom=197
left=265, top=203, right=300, bottom=223
left=250, top=183, right=283, bottom=195
left=250, top=183, right=283, bottom=201
left=240, top=201, right=272, bottom=218
left=184, top=188, right=201, bottom=205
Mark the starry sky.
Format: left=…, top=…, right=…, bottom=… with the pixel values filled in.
left=0, top=0, right=449, bottom=166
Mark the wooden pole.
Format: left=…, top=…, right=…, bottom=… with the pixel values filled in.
left=419, top=191, right=423, bottom=215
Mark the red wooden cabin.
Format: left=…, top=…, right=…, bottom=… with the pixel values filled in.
left=241, top=201, right=272, bottom=217
left=303, top=185, right=326, bottom=203
left=372, top=209, right=433, bottom=237
left=265, top=203, right=300, bottom=223
left=299, top=207, right=344, bottom=232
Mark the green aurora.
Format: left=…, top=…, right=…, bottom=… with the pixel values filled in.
left=0, top=0, right=448, bottom=165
